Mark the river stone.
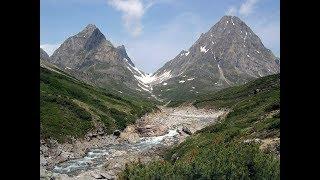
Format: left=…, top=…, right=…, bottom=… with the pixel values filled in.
left=99, top=172, right=114, bottom=180
left=171, top=153, right=179, bottom=162
left=113, top=130, right=121, bottom=136
left=110, top=150, right=126, bottom=157
left=40, top=139, right=46, bottom=145
left=40, top=166, right=53, bottom=180
left=182, top=126, right=192, bottom=135
left=40, top=155, right=47, bottom=166
left=137, top=124, right=168, bottom=136
left=91, top=172, right=106, bottom=179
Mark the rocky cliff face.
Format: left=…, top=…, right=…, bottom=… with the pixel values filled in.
left=48, top=24, right=155, bottom=99
left=116, top=45, right=135, bottom=67
left=40, top=48, right=50, bottom=61
left=50, top=24, right=117, bottom=69
left=151, top=16, right=280, bottom=101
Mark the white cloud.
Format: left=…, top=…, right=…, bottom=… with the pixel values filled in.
left=107, top=0, right=155, bottom=37
left=225, top=0, right=259, bottom=17
left=107, top=0, right=175, bottom=37
left=239, top=0, right=259, bottom=16
left=40, top=43, right=61, bottom=56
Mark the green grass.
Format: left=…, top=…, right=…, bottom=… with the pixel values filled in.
left=40, top=66, right=157, bottom=143
left=119, top=74, right=280, bottom=179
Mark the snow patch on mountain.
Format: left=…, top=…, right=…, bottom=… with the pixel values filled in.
left=138, top=84, right=151, bottom=92
left=200, top=46, right=208, bottom=53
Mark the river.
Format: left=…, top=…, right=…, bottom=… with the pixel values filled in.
left=42, top=106, right=226, bottom=179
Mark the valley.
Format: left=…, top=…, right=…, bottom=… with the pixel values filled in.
left=40, top=15, right=280, bottom=179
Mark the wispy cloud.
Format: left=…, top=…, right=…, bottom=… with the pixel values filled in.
left=107, top=0, right=154, bottom=37
left=225, top=0, right=259, bottom=17
left=40, top=43, right=61, bottom=56
left=239, top=0, right=259, bottom=16
left=107, top=0, right=175, bottom=37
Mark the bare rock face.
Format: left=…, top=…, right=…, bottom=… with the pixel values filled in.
left=116, top=45, right=135, bottom=67
left=152, top=16, right=280, bottom=100
left=50, top=24, right=114, bottom=69
left=49, top=24, right=151, bottom=97
left=40, top=48, right=50, bottom=61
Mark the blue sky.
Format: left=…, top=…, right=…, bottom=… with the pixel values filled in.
left=41, top=0, right=280, bottom=73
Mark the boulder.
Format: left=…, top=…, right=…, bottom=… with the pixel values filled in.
left=254, top=88, right=261, bottom=94
left=87, top=132, right=93, bottom=138
left=40, top=139, right=46, bottom=145
left=171, top=153, right=179, bottom=162
left=91, top=172, right=106, bottom=179
left=113, top=130, right=121, bottom=137
left=176, top=129, right=183, bottom=135
left=40, top=166, right=53, bottom=180
left=99, top=172, right=114, bottom=180
left=182, top=126, right=192, bottom=135
left=137, top=124, right=168, bottom=136
left=119, top=132, right=140, bottom=143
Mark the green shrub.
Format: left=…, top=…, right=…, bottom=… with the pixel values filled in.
left=40, top=66, right=157, bottom=142
left=119, top=74, right=280, bottom=179
left=119, top=143, right=280, bottom=179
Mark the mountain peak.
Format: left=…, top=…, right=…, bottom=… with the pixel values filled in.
left=219, top=15, right=241, bottom=22
left=117, top=45, right=126, bottom=50
left=116, top=45, right=135, bottom=67
left=211, top=15, right=249, bottom=31
left=154, top=15, right=280, bottom=92
left=85, top=24, right=97, bottom=30
left=78, top=24, right=101, bottom=38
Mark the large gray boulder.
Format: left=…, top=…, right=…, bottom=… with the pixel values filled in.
left=182, top=126, right=192, bottom=135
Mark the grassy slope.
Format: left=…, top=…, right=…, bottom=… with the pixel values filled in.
left=40, top=66, right=157, bottom=143
left=119, top=74, right=280, bottom=179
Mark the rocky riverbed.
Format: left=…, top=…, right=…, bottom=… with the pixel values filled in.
left=40, top=106, right=227, bottom=180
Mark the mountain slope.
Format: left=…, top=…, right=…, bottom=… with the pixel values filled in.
left=120, top=74, right=280, bottom=179
left=40, top=48, right=50, bottom=62
left=49, top=24, right=156, bottom=100
left=151, top=16, right=280, bottom=102
left=40, top=64, right=157, bottom=143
